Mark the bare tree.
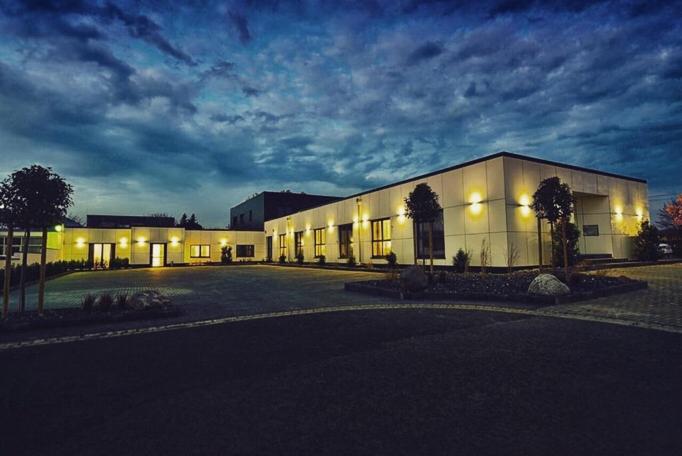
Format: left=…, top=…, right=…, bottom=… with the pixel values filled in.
left=504, top=242, right=520, bottom=273
left=479, top=238, right=490, bottom=274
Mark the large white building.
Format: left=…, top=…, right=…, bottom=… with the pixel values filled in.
left=0, top=152, right=649, bottom=269
left=264, top=152, right=649, bottom=267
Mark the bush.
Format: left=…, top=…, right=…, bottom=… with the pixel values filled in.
left=296, top=252, right=304, bottom=264
left=221, top=246, right=233, bottom=264
left=317, top=254, right=326, bottom=265
left=115, top=293, right=129, bottom=310
left=633, top=220, right=661, bottom=261
left=96, top=293, right=113, bottom=311
left=452, top=248, right=470, bottom=273
left=552, top=221, right=581, bottom=267
left=279, top=254, right=286, bottom=264
left=347, top=255, right=356, bottom=267
left=385, top=252, right=397, bottom=268
left=81, top=294, right=95, bottom=311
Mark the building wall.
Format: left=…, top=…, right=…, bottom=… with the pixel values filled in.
left=2, top=227, right=264, bottom=268
left=265, top=155, right=649, bottom=267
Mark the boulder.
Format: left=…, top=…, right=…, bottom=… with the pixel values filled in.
left=400, top=266, right=428, bottom=292
left=528, top=274, right=570, bottom=296
left=127, top=290, right=170, bottom=310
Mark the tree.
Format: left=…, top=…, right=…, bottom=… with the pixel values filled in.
left=633, top=221, right=661, bottom=261
left=10, top=166, right=73, bottom=315
left=552, top=221, right=580, bottom=267
left=532, top=177, right=575, bottom=281
left=0, top=177, right=21, bottom=319
left=405, top=183, right=442, bottom=274
left=177, top=213, right=202, bottom=230
left=664, top=195, right=682, bottom=227
left=177, top=213, right=188, bottom=228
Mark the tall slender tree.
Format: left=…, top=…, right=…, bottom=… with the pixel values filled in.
left=0, top=178, right=21, bottom=319
left=11, top=166, right=73, bottom=314
left=405, top=183, right=442, bottom=274
left=532, top=177, right=575, bottom=281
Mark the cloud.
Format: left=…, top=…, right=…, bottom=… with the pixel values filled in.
left=406, top=41, right=444, bottom=65
left=229, top=10, right=251, bottom=44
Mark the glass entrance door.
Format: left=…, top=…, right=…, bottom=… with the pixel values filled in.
left=92, top=243, right=113, bottom=269
left=151, top=243, right=165, bottom=267
left=266, top=236, right=273, bottom=262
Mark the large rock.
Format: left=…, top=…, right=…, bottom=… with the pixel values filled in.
left=400, top=266, right=428, bottom=292
left=528, top=274, right=570, bottom=296
left=127, top=290, right=171, bottom=310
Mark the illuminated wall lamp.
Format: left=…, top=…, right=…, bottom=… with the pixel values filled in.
left=137, top=237, right=146, bottom=246
left=518, top=195, right=532, bottom=218
left=220, top=239, right=227, bottom=247
left=119, top=238, right=128, bottom=248
left=75, top=238, right=85, bottom=248
left=171, top=237, right=179, bottom=246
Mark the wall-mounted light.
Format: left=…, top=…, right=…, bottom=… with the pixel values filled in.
left=469, top=192, right=483, bottom=215
left=397, top=206, right=406, bottom=224
left=170, top=236, right=179, bottom=246
left=636, top=208, right=644, bottom=220
left=76, top=238, right=85, bottom=248
left=614, top=207, right=623, bottom=221
left=328, top=221, right=334, bottom=233
left=220, top=239, right=227, bottom=247
left=519, top=194, right=532, bottom=218
left=137, top=237, right=146, bottom=246
left=54, top=225, right=63, bottom=232
left=305, top=224, right=311, bottom=234
left=119, top=237, right=128, bottom=248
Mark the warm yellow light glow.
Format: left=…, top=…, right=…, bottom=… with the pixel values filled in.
left=76, top=238, right=85, bottom=248
left=171, top=236, right=179, bottom=246
left=220, top=239, right=227, bottom=247
left=519, top=194, right=531, bottom=217
left=119, top=237, right=128, bottom=247
left=353, top=216, right=359, bottom=225
left=54, top=225, right=63, bottom=232
left=137, top=237, right=146, bottom=245
left=614, top=206, right=623, bottom=221
left=636, top=208, right=644, bottom=219
left=328, top=221, right=334, bottom=232
left=397, top=206, right=406, bottom=224
left=305, top=224, right=311, bottom=233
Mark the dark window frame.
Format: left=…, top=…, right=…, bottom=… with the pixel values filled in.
left=314, top=228, right=326, bottom=257
left=338, top=223, right=353, bottom=259
left=294, top=231, right=304, bottom=257
left=583, top=224, right=600, bottom=237
left=415, top=210, right=446, bottom=260
left=236, top=244, right=255, bottom=257
left=190, top=244, right=211, bottom=258
left=371, top=218, right=391, bottom=258
left=279, top=233, right=287, bottom=258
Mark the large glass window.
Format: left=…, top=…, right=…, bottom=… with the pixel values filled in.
left=279, top=233, right=287, bottom=258
left=294, top=231, right=304, bottom=257
left=338, top=224, right=353, bottom=258
left=0, top=237, right=21, bottom=258
left=236, top=244, right=254, bottom=257
left=415, top=210, right=445, bottom=259
left=371, top=218, right=391, bottom=257
left=190, top=244, right=210, bottom=258
left=314, top=228, right=326, bottom=257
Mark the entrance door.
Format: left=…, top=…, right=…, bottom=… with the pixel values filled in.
left=151, top=243, right=166, bottom=267
left=92, top=243, right=113, bottom=269
left=266, top=236, right=273, bottom=262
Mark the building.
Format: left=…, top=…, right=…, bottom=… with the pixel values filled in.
left=229, top=191, right=342, bottom=230
left=0, top=216, right=263, bottom=268
left=264, top=152, right=649, bottom=267
left=0, top=152, right=650, bottom=269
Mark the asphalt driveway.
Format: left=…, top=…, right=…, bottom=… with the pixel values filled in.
left=1, top=308, right=681, bottom=456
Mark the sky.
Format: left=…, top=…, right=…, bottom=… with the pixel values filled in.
left=0, top=0, right=680, bottom=227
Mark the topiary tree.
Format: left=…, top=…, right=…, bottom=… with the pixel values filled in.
left=452, top=248, right=470, bottom=273
left=10, top=166, right=73, bottom=315
left=405, top=183, right=442, bottom=274
left=532, top=177, right=575, bottom=281
left=552, top=221, right=580, bottom=267
left=0, top=177, right=21, bottom=319
left=633, top=220, right=661, bottom=261
left=221, top=246, right=233, bottom=264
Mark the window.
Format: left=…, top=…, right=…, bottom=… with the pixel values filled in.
left=314, top=228, right=326, bottom=257
left=338, top=224, right=353, bottom=258
left=190, top=244, right=210, bottom=258
left=248, top=210, right=252, bottom=222
left=583, top=225, right=599, bottom=236
left=232, top=216, right=238, bottom=227
left=239, top=213, right=244, bottom=223
left=415, top=210, right=446, bottom=259
left=371, top=218, right=391, bottom=257
left=0, top=237, right=21, bottom=258
left=294, top=231, right=304, bottom=257
left=236, top=244, right=254, bottom=257
left=279, top=233, right=287, bottom=258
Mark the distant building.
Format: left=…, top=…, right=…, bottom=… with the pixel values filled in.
left=229, top=191, right=342, bottom=230
left=86, top=214, right=175, bottom=228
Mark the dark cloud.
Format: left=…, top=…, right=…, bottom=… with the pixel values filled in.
left=229, top=10, right=251, bottom=44
left=406, top=41, right=444, bottom=65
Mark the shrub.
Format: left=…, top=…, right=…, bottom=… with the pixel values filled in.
left=296, top=252, right=304, bottom=264
left=96, top=293, right=113, bottom=311
left=552, top=221, right=581, bottom=267
left=633, top=220, right=661, bottom=261
left=221, top=246, right=233, bottom=264
left=317, top=254, right=326, bottom=265
left=385, top=252, right=397, bottom=268
left=81, top=294, right=95, bottom=311
left=479, top=239, right=490, bottom=274
left=438, top=270, right=447, bottom=283
left=347, top=255, right=356, bottom=267
left=115, top=293, right=129, bottom=310
left=279, top=254, right=286, bottom=264
left=453, top=248, right=470, bottom=273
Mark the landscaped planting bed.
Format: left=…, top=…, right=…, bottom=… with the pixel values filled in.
left=0, top=290, right=181, bottom=332
left=345, top=270, right=648, bottom=304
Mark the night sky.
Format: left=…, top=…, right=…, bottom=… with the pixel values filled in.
left=1, top=0, right=680, bottom=227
